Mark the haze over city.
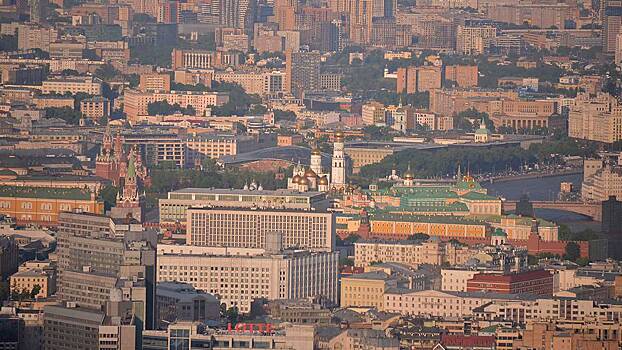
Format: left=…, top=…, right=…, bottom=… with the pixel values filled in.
left=0, top=0, right=621, bottom=349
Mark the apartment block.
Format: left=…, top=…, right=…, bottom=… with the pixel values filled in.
left=16, top=24, right=58, bottom=51
left=444, top=65, right=478, bottom=87
left=32, top=96, right=74, bottom=109
left=569, top=92, right=622, bottom=144
left=185, top=132, right=276, bottom=166
left=79, top=96, right=110, bottom=120
left=213, top=70, right=286, bottom=96
left=139, top=73, right=172, bottom=92
left=41, top=75, right=103, bottom=95
left=362, top=101, right=386, bottom=126
left=157, top=244, right=339, bottom=313
left=396, top=66, right=442, bottom=93
left=456, top=25, right=497, bottom=55
left=341, top=271, right=397, bottom=310
left=354, top=240, right=474, bottom=268
left=186, top=207, right=335, bottom=252
left=123, top=89, right=229, bottom=123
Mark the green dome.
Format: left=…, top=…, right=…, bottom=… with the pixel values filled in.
left=492, top=228, right=507, bottom=237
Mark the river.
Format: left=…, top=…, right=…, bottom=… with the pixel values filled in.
left=482, top=173, right=592, bottom=223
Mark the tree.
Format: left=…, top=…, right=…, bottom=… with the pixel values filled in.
left=274, top=109, right=296, bottom=122
left=0, top=34, right=17, bottom=52
left=408, top=233, right=430, bottom=241
left=44, top=107, right=82, bottom=125
left=564, top=242, right=581, bottom=262
left=225, top=306, right=239, bottom=324
left=0, top=282, right=9, bottom=302
left=60, top=69, right=79, bottom=76
left=340, top=257, right=354, bottom=266
left=99, top=185, right=119, bottom=211
left=95, top=64, right=120, bottom=81
left=30, top=284, right=41, bottom=299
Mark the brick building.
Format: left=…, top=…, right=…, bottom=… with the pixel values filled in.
left=466, top=269, right=554, bottom=296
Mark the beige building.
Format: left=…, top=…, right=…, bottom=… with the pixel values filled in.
left=41, top=75, right=103, bottom=95
left=354, top=240, right=474, bottom=268
left=569, top=92, right=622, bottom=144
left=582, top=164, right=622, bottom=202
left=157, top=245, right=339, bottom=313
left=17, top=24, right=58, bottom=51
left=172, top=49, right=214, bottom=70
left=362, top=102, right=386, bottom=126
left=384, top=289, right=498, bottom=318
left=139, top=73, right=171, bottom=92
left=159, top=187, right=328, bottom=227
left=213, top=70, right=285, bottom=96
left=32, top=96, right=74, bottom=109
left=414, top=111, right=454, bottom=131
left=340, top=271, right=397, bottom=310
left=186, top=207, right=335, bottom=252
left=79, top=96, right=110, bottom=120
left=444, top=65, right=478, bottom=88
left=123, top=89, right=229, bottom=123
left=456, top=25, right=497, bottom=55
left=185, top=132, right=276, bottom=165
left=513, top=322, right=619, bottom=350
left=10, top=269, right=55, bottom=298
left=441, top=269, right=479, bottom=292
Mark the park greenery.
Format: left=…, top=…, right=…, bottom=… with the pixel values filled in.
left=358, top=137, right=597, bottom=181
left=44, top=106, right=82, bottom=125
left=147, top=100, right=196, bottom=116
left=142, top=159, right=286, bottom=208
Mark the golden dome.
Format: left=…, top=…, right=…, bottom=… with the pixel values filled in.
left=319, top=176, right=329, bottom=185
left=299, top=177, right=309, bottom=185
left=403, top=171, right=414, bottom=180
left=311, top=148, right=321, bottom=156
left=304, top=168, right=318, bottom=178
left=292, top=174, right=302, bottom=183
left=334, top=131, right=344, bottom=139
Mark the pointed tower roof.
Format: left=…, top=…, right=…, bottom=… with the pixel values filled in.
left=127, top=156, right=136, bottom=179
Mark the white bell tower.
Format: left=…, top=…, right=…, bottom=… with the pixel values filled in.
left=331, top=131, right=346, bottom=186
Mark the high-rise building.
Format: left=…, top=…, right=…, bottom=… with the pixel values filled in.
left=603, top=1, right=622, bottom=52
left=285, top=50, right=321, bottom=97
left=56, top=211, right=157, bottom=330
left=456, top=25, right=497, bottom=55
left=29, top=0, right=49, bottom=24
left=219, top=0, right=256, bottom=32
left=396, top=66, right=442, bottom=93
left=348, top=0, right=374, bottom=44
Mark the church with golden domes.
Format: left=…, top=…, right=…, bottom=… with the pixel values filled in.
left=287, top=131, right=347, bottom=193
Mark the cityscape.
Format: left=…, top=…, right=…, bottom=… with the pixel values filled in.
left=0, top=0, right=622, bottom=349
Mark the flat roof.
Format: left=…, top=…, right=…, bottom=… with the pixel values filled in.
left=171, top=187, right=325, bottom=197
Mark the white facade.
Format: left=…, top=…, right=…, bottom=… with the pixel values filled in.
left=331, top=134, right=346, bottom=187
left=157, top=245, right=339, bottom=312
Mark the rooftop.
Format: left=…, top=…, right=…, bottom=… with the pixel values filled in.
left=171, top=187, right=325, bottom=197
left=0, top=185, right=93, bottom=200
